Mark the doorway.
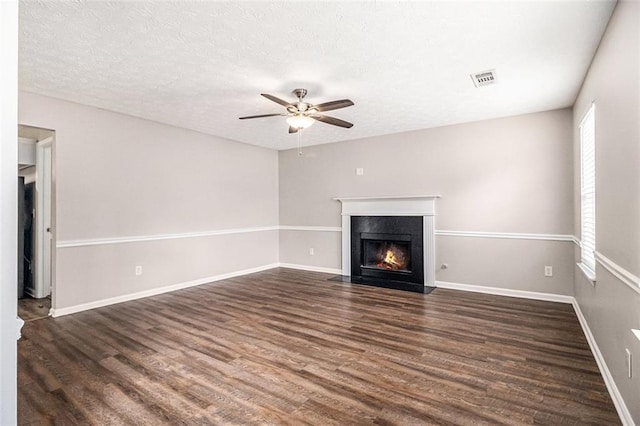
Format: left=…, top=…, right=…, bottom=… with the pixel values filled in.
left=17, top=125, right=55, bottom=322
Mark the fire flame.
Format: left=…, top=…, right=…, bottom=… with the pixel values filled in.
left=384, top=250, right=399, bottom=266
left=377, top=249, right=403, bottom=270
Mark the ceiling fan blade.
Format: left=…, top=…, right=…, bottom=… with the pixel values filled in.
left=261, top=93, right=293, bottom=107
left=314, top=99, right=354, bottom=112
left=239, top=113, right=283, bottom=120
left=288, top=126, right=299, bottom=134
left=311, top=114, right=353, bottom=129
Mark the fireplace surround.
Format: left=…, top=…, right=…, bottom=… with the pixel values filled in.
left=334, top=195, right=439, bottom=289
left=351, top=216, right=424, bottom=285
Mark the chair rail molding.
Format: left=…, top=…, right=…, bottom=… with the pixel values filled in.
left=280, top=225, right=576, bottom=243
left=59, top=225, right=580, bottom=249
left=435, top=230, right=574, bottom=242
left=595, top=251, right=640, bottom=296
left=57, top=226, right=280, bottom=248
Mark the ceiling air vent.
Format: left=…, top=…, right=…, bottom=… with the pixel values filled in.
left=471, top=69, right=497, bottom=88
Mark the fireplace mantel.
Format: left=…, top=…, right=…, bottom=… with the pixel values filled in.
left=333, top=195, right=440, bottom=216
left=335, top=195, right=440, bottom=287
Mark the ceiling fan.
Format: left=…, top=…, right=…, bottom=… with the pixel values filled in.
left=239, top=88, right=354, bottom=133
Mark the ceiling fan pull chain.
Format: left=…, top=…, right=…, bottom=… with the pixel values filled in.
left=298, top=130, right=303, bottom=156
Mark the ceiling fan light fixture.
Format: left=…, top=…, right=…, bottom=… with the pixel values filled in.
left=286, top=114, right=315, bottom=129
left=239, top=89, right=354, bottom=133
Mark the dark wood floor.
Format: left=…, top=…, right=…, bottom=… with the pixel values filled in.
left=18, top=296, right=51, bottom=322
left=18, top=268, right=620, bottom=425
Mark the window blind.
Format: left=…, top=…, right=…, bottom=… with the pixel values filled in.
left=580, top=104, right=596, bottom=274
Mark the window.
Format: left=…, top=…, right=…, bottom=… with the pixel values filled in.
left=579, top=104, right=596, bottom=281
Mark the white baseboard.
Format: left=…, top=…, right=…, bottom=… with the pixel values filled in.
left=51, top=262, right=342, bottom=317
left=277, top=262, right=342, bottom=275
left=435, top=280, right=574, bottom=304
left=572, top=301, right=633, bottom=426
left=50, top=263, right=280, bottom=317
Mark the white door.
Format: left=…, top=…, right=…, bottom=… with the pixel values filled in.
left=35, top=137, right=52, bottom=298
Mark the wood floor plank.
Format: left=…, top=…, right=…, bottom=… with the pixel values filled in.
left=18, top=268, right=620, bottom=425
left=18, top=296, right=51, bottom=322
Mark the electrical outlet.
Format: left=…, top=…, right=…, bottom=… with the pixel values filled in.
left=309, top=248, right=315, bottom=256
left=544, top=266, right=553, bottom=277
left=356, top=168, right=364, bottom=176
left=135, top=265, right=142, bottom=276
left=626, top=348, right=632, bottom=378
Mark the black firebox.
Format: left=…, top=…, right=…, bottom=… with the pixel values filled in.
left=351, top=216, right=424, bottom=286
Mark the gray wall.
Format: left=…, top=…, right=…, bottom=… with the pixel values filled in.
left=0, top=1, right=18, bottom=423
left=279, top=109, right=574, bottom=295
left=19, top=92, right=280, bottom=311
left=572, top=0, right=640, bottom=421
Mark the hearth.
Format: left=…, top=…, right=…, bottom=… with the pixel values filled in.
left=351, top=216, right=424, bottom=285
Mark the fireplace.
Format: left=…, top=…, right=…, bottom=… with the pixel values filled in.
left=351, top=216, right=424, bottom=285
left=334, top=195, right=439, bottom=290
left=363, top=240, right=410, bottom=272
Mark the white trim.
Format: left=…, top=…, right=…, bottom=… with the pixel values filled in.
left=333, top=195, right=441, bottom=201
left=57, top=226, right=279, bottom=248
left=277, top=263, right=342, bottom=275
left=435, top=280, right=574, bottom=304
left=595, top=251, right=640, bottom=296
left=18, top=137, right=36, bottom=166
left=16, top=317, right=24, bottom=340
left=341, top=215, right=351, bottom=277
left=577, top=262, right=597, bottom=285
left=50, top=263, right=279, bottom=317
left=279, top=225, right=342, bottom=232
left=283, top=227, right=579, bottom=245
left=632, top=329, right=640, bottom=343
left=572, top=236, right=582, bottom=247
left=572, top=300, right=633, bottom=425
left=341, top=211, right=434, bottom=217
left=18, top=136, right=37, bottom=144
left=34, top=137, right=53, bottom=299
left=335, top=195, right=439, bottom=217
left=579, top=103, right=596, bottom=274
left=57, top=226, right=580, bottom=248
left=435, top=230, right=574, bottom=242
left=423, top=216, right=436, bottom=287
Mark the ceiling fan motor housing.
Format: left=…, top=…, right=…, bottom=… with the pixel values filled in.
left=293, top=88, right=307, bottom=100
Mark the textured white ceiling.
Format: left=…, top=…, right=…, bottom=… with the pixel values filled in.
left=19, top=1, right=616, bottom=150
